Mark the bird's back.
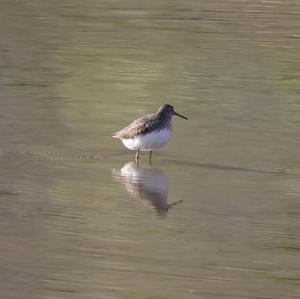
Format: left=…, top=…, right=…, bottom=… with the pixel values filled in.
left=113, top=113, right=163, bottom=139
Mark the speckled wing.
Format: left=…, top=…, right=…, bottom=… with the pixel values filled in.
left=112, top=114, right=156, bottom=139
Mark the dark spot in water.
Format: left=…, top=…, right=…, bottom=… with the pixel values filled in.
left=164, top=159, right=286, bottom=175
left=0, top=190, right=17, bottom=197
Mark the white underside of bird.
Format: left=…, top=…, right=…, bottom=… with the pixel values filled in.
left=119, top=128, right=172, bottom=151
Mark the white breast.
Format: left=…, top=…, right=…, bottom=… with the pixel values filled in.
left=121, top=129, right=172, bottom=151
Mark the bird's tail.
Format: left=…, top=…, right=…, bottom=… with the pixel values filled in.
left=112, top=131, right=120, bottom=138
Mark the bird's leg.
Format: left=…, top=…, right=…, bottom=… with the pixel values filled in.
left=149, top=150, right=153, bottom=164
left=135, top=149, right=140, bottom=163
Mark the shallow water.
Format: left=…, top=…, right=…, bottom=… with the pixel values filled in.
left=1, top=1, right=300, bottom=298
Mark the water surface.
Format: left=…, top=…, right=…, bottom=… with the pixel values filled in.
left=0, top=1, right=300, bottom=298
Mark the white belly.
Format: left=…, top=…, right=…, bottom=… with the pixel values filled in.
left=121, top=129, right=171, bottom=151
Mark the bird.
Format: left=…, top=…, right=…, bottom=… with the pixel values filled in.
left=112, top=104, right=188, bottom=162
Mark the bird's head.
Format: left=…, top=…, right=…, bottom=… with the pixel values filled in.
left=157, top=104, right=188, bottom=120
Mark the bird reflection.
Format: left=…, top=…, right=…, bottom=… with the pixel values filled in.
left=112, top=162, right=182, bottom=216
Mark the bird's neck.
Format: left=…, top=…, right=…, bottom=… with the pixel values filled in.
left=156, top=112, right=172, bottom=130
left=157, top=111, right=171, bottom=121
